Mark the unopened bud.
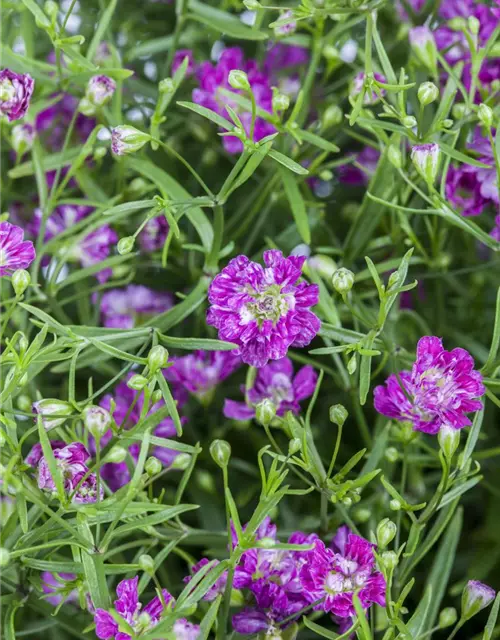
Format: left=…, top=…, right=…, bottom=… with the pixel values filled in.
left=210, top=439, right=231, bottom=468
left=0, top=548, right=10, bottom=567
left=171, top=453, right=191, bottom=470
left=438, top=425, right=460, bottom=460
left=93, top=146, right=107, bottom=160
left=82, top=405, right=111, bottom=439
left=353, top=508, right=371, bottom=523
left=117, top=236, right=135, bottom=255
left=243, top=0, right=261, bottom=9
left=255, top=398, right=277, bottom=427
left=107, top=446, right=127, bottom=464
left=127, top=374, right=148, bottom=391
left=332, top=267, right=355, bottom=295
left=44, top=0, right=58, bottom=19
left=86, top=75, right=116, bottom=108
left=385, top=447, right=399, bottom=463
left=145, top=456, right=162, bottom=476
left=417, top=81, right=439, bottom=106
left=409, top=26, right=437, bottom=74
left=376, top=518, right=397, bottom=549
left=11, top=123, right=35, bottom=156
left=452, top=103, right=468, bottom=119
left=12, top=269, right=31, bottom=296
left=381, top=550, right=398, bottom=571
left=347, top=353, right=357, bottom=375
left=402, top=115, right=417, bottom=129
left=342, top=496, right=352, bottom=507
left=308, top=254, right=337, bottom=279
left=390, top=499, right=402, bottom=511
left=148, top=346, right=169, bottom=372
left=461, top=580, right=496, bottom=621
left=323, top=45, right=340, bottom=61
left=323, top=104, right=343, bottom=128
left=288, top=438, right=301, bottom=455
left=33, top=399, right=73, bottom=430
left=478, top=103, right=493, bottom=128
left=159, top=78, right=175, bottom=93
left=228, top=70, right=250, bottom=91
left=272, top=91, right=290, bottom=113
left=274, top=10, right=296, bottom=37
left=411, top=143, right=440, bottom=185
left=139, top=554, right=155, bottom=574
left=329, top=404, right=348, bottom=427
left=152, top=389, right=162, bottom=404
left=387, top=145, right=402, bottom=169
left=439, top=607, right=458, bottom=628
left=468, top=16, right=479, bottom=36
left=111, top=125, right=151, bottom=156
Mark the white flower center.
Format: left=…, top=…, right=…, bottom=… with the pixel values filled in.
left=0, top=79, right=15, bottom=103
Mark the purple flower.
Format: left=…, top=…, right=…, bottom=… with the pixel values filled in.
left=338, top=146, right=380, bottom=186
left=37, top=442, right=103, bottom=504
left=224, top=357, right=317, bottom=421
left=139, top=215, right=169, bottom=252
left=28, top=205, right=117, bottom=282
left=166, top=351, right=241, bottom=403
left=192, top=47, right=275, bottom=153
left=207, top=250, right=320, bottom=368
left=0, top=69, right=34, bottom=121
left=446, top=132, right=498, bottom=217
left=100, top=285, right=174, bottom=329
left=411, top=143, right=440, bottom=185
left=300, top=531, right=386, bottom=618
left=491, top=215, right=500, bottom=243
left=173, top=619, right=201, bottom=640
left=374, top=336, right=485, bottom=434
left=0, top=221, right=35, bottom=275
left=172, top=49, right=196, bottom=76
left=25, top=440, right=65, bottom=467
left=111, top=125, right=150, bottom=156
left=351, top=72, right=387, bottom=105
left=462, top=580, right=496, bottom=620
left=36, top=93, right=95, bottom=152
left=86, top=75, right=116, bottom=107
left=41, top=572, right=79, bottom=606
left=183, top=558, right=227, bottom=601
left=94, top=577, right=174, bottom=639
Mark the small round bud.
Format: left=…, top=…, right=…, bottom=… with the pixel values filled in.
left=402, top=115, right=417, bottom=129
left=478, top=103, right=493, bottom=128
left=82, top=405, right=111, bottom=439
left=243, top=0, right=261, bottom=9
left=462, top=580, right=496, bottom=621
left=111, top=125, right=151, bottom=156
left=139, top=554, right=155, bottom=574
left=323, top=104, right=343, bottom=128
left=442, top=118, right=453, bottom=128
left=438, top=607, right=458, bottom=629
left=129, top=177, right=149, bottom=193
left=411, top=143, right=440, bottom=185
left=210, top=439, right=231, bottom=468
left=347, top=353, right=357, bottom=375
left=452, top=103, right=468, bottom=119
left=145, top=456, right=162, bottom=477
left=127, top=374, right=148, bottom=391
left=387, top=145, right=402, bottom=169
left=171, top=453, right=191, bottom=470
left=228, top=70, right=250, bottom=91
left=11, top=123, right=35, bottom=156
left=17, top=395, right=32, bottom=412
left=342, top=496, right=353, bottom=507
left=288, top=438, right=301, bottom=456
left=381, top=550, right=398, bottom=571
left=376, top=518, right=397, bottom=549
left=274, top=10, right=296, bottom=37
left=468, top=16, right=479, bottom=36
left=438, top=425, right=460, bottom=461
left=417, top=81, right=439, bottom=106
left=159, top=78, right=174, bottom=93
left=448, top=17, right=467, bottom=31
left=33, top=399, right=73, bottom=430
left=272, top=91, right=290, bottom=113
left=329, top=404, right=348, bottom=427
left=255, top=398, right=277, bottom=427
left=409, top=26, right=437, bottom=74
left=353, top=508, right=371, bottom=523
left=196, top=469, right=216, bottom=493
left=106, top=445, right=127, bottom=464
left=152, top=390, right=162, bottom=404
left=332, top=267, right=355, bottom=295
left=11, top=269, right=31, bottom=296
left=44, top=0, right=58, bottom=19
left=117, top=236, right=135, bottom=255
left=323, top=45, right=340, bottom=61
left=148, top=345, right=169, bottom=372
left=390, top=499, right=402, bottom=511
left=86, top=75, right=116, bottom=108
left=385, top=447, right=399, bottom=463
left=0, top=548, right=10, bottom=567
left=319, top=169, right=333, bottom=182
left=93, top=146, right=107, bottom=160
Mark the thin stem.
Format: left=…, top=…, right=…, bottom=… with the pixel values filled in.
left=445, top=618, right=465, bottom=640
left=62, top=0, right=79, bottom=29
left=157, top=140, right=214, bottom=198
left=206, top=205, right=224, bottom=270
left=327, top=423, right=343, bottom=479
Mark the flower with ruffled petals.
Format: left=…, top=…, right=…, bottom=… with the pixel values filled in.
left=299, top=530, right=386, bottom=618
left=0, top=222, right=35, bottom=276
left=0, top=69, right=34, bottom=121
left=25, top=441, right=65, bottom=467
left=100, top=285, right=173, bottom=329
left=94, top=577, right=174, bottom=639
left=374, top=336, right=485, bottom=434
left=166, top=351, right=241, bottom=404
left=207, top=250, right=320, bottom=368
left=224, top=357, right=317, bottom=421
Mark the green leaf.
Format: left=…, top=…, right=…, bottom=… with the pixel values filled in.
left=279, top=167, right=310, bottom=243
left=460, top=408, right=485, bottom=470
left=269, top=149, right=309, bottom=175
left=353, top=594, right=372, bottom=640
left=439, top=141, right=493, bottom=169
left=21, top=0, right=49, bottom=26
left=303, top=617, right=351, bottom=639
left=482, top=287, right=500, bottom=375
left=111, top=504, right=199, bottom=538
left=86, top=0, right=118, bottom=61
left=8, top=147, right=81, bottom=179
left=403, top=586, right=433, bottom=638
left=483, top=592, right=500, bottom=640
left=155, top=372, right=183, bottom=435
left=158, top=335, right=237, bottom=351
left=188, top=0, right=267, bottom=40
left=177, top=101, right=233, bottom=131
left=359, top=331, right=376, bottom=405
left=297, top=129, right=340, bottom=153
left=198, top=596, right=222, bottom=640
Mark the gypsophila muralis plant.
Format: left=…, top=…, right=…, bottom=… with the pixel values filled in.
left=1, top=0, right=500, bottom=638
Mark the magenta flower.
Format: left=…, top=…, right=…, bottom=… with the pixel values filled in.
left=0, top=222, right=35, bottom=275
left=166, top=351, right=241, bottom=403
left=374, top=336, right=485, bottom=434
left=299, top=529, right=386, bottom=618
left=0, top=69, right=34, bottom=121
left=100, top=285, right=174, bottom=329
left=192, top=47, right=275, bottom=154
left=462, top=580, right=496, bottom=620
left=207, top=250, right=320, bottom=368
left=94, top=577, right=173, bottom=639
left=351, top=72, right=387, bottom=105
left=224, top=357, right=317, bottom=421
left=172, top=49, right=196, bottom=76
left=36, top=93, right=95, bottom=152
left=86, top=75, right=116, bottom=107
left=25, top=440, right=65, bottom=467
left=172, top=619, right=201, bottom=640
left=139, top=215, right=169, bottom=252
left=37, top=442, right=103, bottom=504
left=41, top=572, right=79, bottom=606
left=446, top=132, right=498, bottom=217
left=338, top=146, right=380, bottom=186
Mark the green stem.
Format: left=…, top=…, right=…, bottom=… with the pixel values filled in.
left=163, top=0, right=189, bottom=77
left=445, top=618, right=465, bottom=640
left=418, top=455, right=450, bottom=525
left=157, top=140, right=214, bottom=198
left=217, top=151, right=249, bottom=203
left=206, top=205, right=224, bottom=270
left=327, top=423, right=343, bottom=479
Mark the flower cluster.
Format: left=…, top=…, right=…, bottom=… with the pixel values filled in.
left=207, top=250, right=320, bottom=368
left=223, top=356, right=317, bottom=421
left=0, top=221, right=35, bottom=276
left=374, top=336, right=485, bottom=434
left=0, top=69, right=34, bottom=121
